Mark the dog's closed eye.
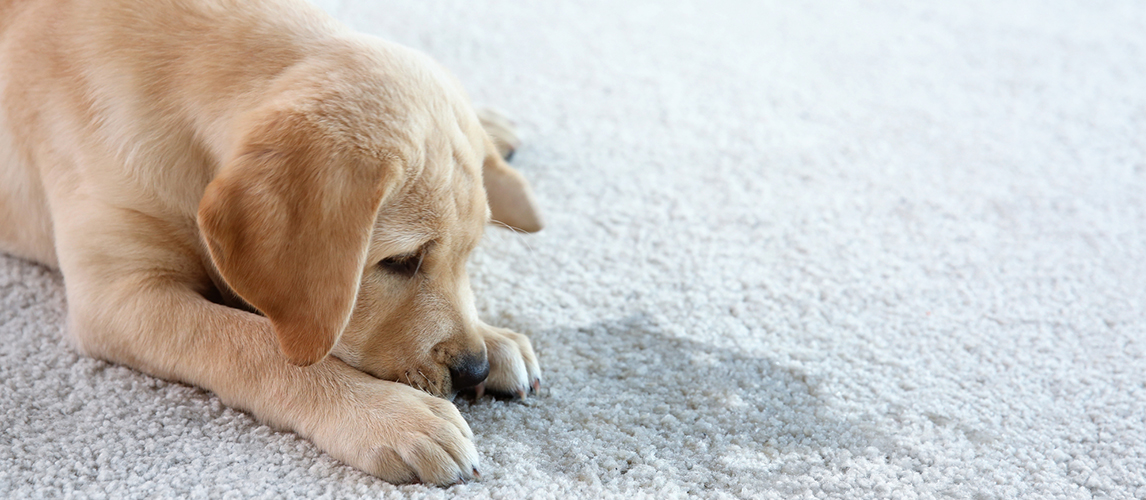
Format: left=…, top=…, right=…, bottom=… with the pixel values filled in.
left=378, top=252, right=424, bottom=277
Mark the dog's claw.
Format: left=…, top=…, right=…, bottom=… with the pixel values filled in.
left=472, top=468, right=481, bottom=478
left=531, top=378, right=541, bottom=394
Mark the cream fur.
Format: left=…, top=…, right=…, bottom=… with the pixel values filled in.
left=0, top=0, right=541, bottom=486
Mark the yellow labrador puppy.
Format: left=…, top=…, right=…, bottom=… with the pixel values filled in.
left=0, top=0, right=543, bottom=486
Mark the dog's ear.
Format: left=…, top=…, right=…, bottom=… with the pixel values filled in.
left=198, top=116, right=399, bottom=366
left=483, top=144, right=543, bottom=233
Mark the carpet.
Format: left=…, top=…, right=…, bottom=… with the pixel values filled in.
left=3, top=0, right=1145, bottom=498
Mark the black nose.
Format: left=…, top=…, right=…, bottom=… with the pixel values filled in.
left=449, top=353, right=489, bottom=390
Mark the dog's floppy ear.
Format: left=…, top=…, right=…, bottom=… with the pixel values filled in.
left=483, top=143, right=543, bottom=233
left=198, top=116, right=399, bottom=366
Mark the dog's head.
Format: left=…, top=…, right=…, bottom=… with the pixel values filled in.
left=196, top=41, right=540, bottom=397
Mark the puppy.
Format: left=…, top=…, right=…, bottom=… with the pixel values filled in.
left=0, top=0, right=543, bottom=485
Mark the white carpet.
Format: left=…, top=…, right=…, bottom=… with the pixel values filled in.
left=3, top=0, right=1146, bottom=498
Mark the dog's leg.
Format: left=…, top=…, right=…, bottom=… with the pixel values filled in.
left=477, top=323, right=541, bottom=398
left=54, top=206, right=479, bottom=485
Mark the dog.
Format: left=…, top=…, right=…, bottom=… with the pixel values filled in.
left=0, top=0, right=543, bottom=485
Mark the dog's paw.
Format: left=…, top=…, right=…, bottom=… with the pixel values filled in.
left=311, top=379, right=479, bottom=485
left=477, top=325, right=541, bottom=399
left=476, top=108, right=521, bottom=161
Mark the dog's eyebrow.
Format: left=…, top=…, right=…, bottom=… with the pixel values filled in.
left=372, top=229, right=435, bottom=257
left=379, top=231, right=429, bottom=247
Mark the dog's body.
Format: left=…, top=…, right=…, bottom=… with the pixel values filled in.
left=0, top=0, right=542, bottom=485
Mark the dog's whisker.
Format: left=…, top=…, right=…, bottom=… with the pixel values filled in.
left=416, top=370, right=436, bottom=395
left=490, top=219, right=538, bottom=260
left=413, top=251, right=425, bottom=276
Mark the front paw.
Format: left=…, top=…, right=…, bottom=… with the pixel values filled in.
left=310, top=379, right=479, bottom=485
left=477, top=325, right=541, bottom=398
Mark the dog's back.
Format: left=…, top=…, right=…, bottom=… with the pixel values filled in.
left=0, top=0, right=340, bottom=268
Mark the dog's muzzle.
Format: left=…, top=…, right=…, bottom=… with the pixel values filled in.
left=448, top=352, right=489, bottom=391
